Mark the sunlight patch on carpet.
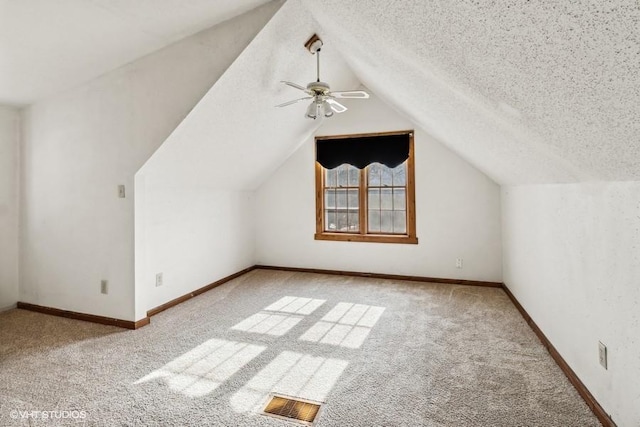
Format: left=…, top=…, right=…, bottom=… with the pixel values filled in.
left=263, top=296, right=326, bottom=315
left=230, top=351, right=348, bottom=414
left=135, top=339, right=265, bottom=397
left=300, top=303, right=385, bottom=348
left=231, top=296, right=326, bottom=336
left=231, top=312, right=303, bottom=336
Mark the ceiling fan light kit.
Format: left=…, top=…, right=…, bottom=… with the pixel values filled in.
left=276, top=34, right=369, bottom=119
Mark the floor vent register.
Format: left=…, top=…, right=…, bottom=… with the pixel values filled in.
left=263, top=394, right=322, bottom=425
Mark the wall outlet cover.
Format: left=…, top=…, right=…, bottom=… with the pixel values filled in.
left=155, top=273, right=163, bottom=287
left=598, top=341, right=607, bottom=369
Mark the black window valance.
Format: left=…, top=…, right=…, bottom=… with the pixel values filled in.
left=316, top=132, right=410, bottom=170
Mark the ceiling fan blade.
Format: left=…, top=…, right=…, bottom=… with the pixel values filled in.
left=326, top=98, right=348, bottom=113
left=281, top=81, right=310, bottom=93
left=331, top=90, right=370, bottom=99
left=275, top=97, right=312, bottom=108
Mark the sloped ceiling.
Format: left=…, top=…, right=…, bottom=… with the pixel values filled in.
left=7, top=0, right=638, bottom=185
left=140, top=0, right=360, bottom=191
left=0, top=0, right=272, bottom=105
left=144, top=0, right=640, bottom=188
left=302, top=0, right=640, bottom=184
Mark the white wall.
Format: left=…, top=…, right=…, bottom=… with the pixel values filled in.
left=134, top=175, right=255, bottom=320
left=0, top=106, right=20, bottom=311
left=502, top=183, right=640, bottom=427
left=254, top=92, right=502, bottom=282
left=19, top=2, right=280, bottom=321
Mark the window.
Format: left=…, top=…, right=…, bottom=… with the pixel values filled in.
left=315, top=130, right=417, bottom=244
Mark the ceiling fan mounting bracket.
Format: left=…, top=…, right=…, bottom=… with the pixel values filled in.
left=304, top=34, right=323, bottom=54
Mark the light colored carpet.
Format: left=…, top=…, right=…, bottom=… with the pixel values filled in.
left=0, top=269, right=600, bottom=426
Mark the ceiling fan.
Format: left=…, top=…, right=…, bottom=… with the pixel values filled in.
left=276, top=34, right=369, bottom=119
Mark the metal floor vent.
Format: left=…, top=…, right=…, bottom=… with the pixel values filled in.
left=262, top=394, right=322, bottom=425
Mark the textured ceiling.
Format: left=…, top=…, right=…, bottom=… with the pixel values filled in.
left=0, top=0, right=271, bottom=105
left=140, top=0, right=360, bottom=190
left=302, top=0, right=640, bottom=184
left=5, top=0, right=638, bottom=185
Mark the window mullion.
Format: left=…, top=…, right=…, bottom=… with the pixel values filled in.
left=360, top=167, right=367, bottom=235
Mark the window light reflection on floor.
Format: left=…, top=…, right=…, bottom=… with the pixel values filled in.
left=230, top=351, right=348, bottom=414
left=263, top=296, right=326, bottom=315
left=231, top=296, right=326, bottom=336
left=135, top=339, right=265, bottom=397
left=299, top=302, right=385, bottom=348
left=232, top=312, right=303, bottom=336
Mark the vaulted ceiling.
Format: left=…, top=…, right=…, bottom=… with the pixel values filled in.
left=301, top=0, right=640, bottom=184
left=139, top=0, right=359, bottom=191
left=3, top=0, right=639, bottom=185
left=0, top=0, right=272, bottom=105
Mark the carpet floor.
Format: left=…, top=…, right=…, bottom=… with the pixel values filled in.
left=0, top=269, right=600, bottom=426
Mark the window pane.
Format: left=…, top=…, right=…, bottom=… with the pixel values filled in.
left=380, top=188, right=393, bottom=210
left=393, top=163, right=406, bottom=186
left=348, top=189, right=359, bottom=208
left=381, top=165, right=393, bottom=186
left=348, top=166, right=360, bottom=186
left=380, top=211, right=393, bottom=233
left=393, top=188, right=406, bottom=210
left=337, top=165, right=349, bottom=187
left=348, top=212, right=359, bottom=231
left=336, top=212, right=348, bottom=231
left=393, top=211, right=407, bottom=234
left=324, top=190, right=335, bottom=209
left=368, top=163, right=381, bottom=186
left=325, top=211, right=336, bottom=231
left=368, top=188, right=380, bottom=209
left=368, top=210, right=380, bottom=232
left=336, top=189, right=347, bottom=209
left=325, top=168, right=337, bottom=188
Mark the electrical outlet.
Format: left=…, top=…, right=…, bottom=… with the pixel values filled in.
left=155, top=273, right=163, bottom=287
left=100, top=280, right=108, bottom=295
left=118, top=185, right=126, bottom=198
left=598, top=342, right=607, bottom=369
left=456, top=258, right=463, bottom=269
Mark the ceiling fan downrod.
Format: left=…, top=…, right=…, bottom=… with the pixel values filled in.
left=275, top=34, right=370, bottom=119
left=316, top=48, right=320, bottom=83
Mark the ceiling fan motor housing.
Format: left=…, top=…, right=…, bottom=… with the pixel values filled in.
left=307, top=81, right=330, bottom=95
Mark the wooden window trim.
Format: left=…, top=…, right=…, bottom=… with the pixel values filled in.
left=315, top=130, right=418, bottom=244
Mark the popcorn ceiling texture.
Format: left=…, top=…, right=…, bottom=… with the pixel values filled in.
left=139, top=0, right=359, bottom=190
left=147, top=0, right=639, bottom=187
left=3, top=0, right=638, bottom=184
left=301, top=0, right=640, bottom=184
